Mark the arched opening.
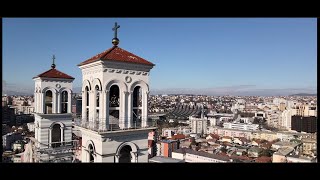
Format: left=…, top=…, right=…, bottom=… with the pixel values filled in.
left=133, top=86, right=142, bottom=127
left=109, top=85, right=120, bottom=130
left=51, top=124, right=61, bottom=148
left=85, top=86, right=89, bottom=120
left=119, top=145, right=132, bottom=163
left=45, top=90, right=53, bottom=114
left=88, top=144, right=94, bottom=163
left=95, top=85, right=100, bottom=119
left=61, top=91, right=68, bottom=113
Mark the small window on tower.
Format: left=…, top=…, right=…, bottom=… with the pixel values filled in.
left=61, top=91, right=68, bottom=113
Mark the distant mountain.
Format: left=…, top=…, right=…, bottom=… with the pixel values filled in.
left=289, top=93, right=317, bottom=96
left=2, top=90, right=33, bottom=96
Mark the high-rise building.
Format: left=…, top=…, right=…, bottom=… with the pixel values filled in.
left=291, top=115, right=317, bottom=133
left=292, top=104, right=317, bottom=117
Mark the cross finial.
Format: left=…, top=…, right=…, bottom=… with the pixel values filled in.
left=112, top=22, right=120, bottom=46
left=51, top=55, right=56, bottom=69
left=112, top=22, right=120, bottom=38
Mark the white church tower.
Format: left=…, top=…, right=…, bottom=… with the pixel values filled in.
left=31, top=55, right=76, bottom=162
left=75, top=22, right=156, bottom=163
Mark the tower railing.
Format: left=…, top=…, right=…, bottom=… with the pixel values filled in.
left=27, top=138, right=79, bottom=163
left=74, top=116, right=157, bottom=133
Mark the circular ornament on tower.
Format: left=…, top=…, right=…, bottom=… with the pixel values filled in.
left=125, top=76, right=132, bottom=83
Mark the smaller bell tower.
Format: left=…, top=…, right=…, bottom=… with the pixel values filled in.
left=33, top=55, right=75, bottom=151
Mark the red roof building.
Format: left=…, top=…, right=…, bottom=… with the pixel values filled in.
left=78, top=46, right=155, bottom=66
left=33, top=68, right=74, bottom=79
left=171, top=134, right=186, bottom=140
left=255, top=156, right=272, bottom=163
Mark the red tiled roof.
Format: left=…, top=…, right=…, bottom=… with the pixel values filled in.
left=33, top=68, right=74, bottom=79
left=171, top=134, right=186, bottom=140
left=255, top=156, right=272, bottom=163
left=209, top=133, right=220, bottom=139
left=230, top=155, right=252, bottom=161
left=78, top=46, right=155, bottom=66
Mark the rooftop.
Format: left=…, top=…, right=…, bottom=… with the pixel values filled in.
left=183, top=148, right=231, bottom=161
left=33, top=68, right=74, bottom=80
left=274, top=147, right=294, bottom=156
left=78, top=46, right=155, bottom=66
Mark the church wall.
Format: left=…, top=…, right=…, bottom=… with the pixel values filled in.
left=80, top=128, right=152, bottom=162
left=39, top=80, right=73, bottom=91
left=34, top=114, right=73, bottom=148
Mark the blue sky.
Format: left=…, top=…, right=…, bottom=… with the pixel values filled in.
left=2, top=18, right=317, bottom=95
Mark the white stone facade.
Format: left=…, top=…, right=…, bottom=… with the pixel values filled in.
left=80, top=127, right=152, bottom=162
left=33, top=71, right=74, bottom=151
left=33, top=77, right=73, bottom=114
left=79, top=61, right=152, bottom=130
left=77, top=51, right=156, bottom=163
left=34, top=114, right=73, bottom=149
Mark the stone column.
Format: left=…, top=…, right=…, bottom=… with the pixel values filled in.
left=127, top=91, right=133, bottom=128
left=60, top=126, right=64, bottom=145
left=131, top=152, right=137, bottom=163
left=142, top=90, right=149, bottom=127
left=34, top=91, right=37, bottom=112
left=119, top=91, right=127, bottom=129
left=51, top=91, right=55, bottom=114
left=105, top=90, right=110, bottom=130
left=41, top=92, right=45, bottom=114
left=57, top=92, right=61, bottom=113
left=68, top=91, right=72, bottom=113
left=92, top=90, right=97, bottom=123
left=89, top=90, right=95, bottom=123
left=48, top=128, right=52, bottom=147
left=37, top=92, right=39, bottom=113
left=97, top=90, right=103, bottom=130
left=99, top=90, right=105, bottom=130
left=115, top=155, right=119, bottom=163
left=81, top=91, right=86, bottom=120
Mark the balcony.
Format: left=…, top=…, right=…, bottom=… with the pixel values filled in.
left=74, top=117, right=157, bottom=134
left=27, top=138, right=79, bottom=163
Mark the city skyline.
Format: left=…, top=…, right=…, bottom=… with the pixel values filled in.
left=3, top=18, right=317, bottom=96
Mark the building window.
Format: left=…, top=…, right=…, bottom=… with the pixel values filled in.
left=61, top=91, right=68, bottom=113
left=45, top=90, right=53, bottom=114
left=86, top=108, right=89, bottom=120
left=95, top=85, right=100, bottom=108
left=86, top=86, right=89, bottom=107
left=88, top=144, right=94, bottom=163
left=51, top=124, right=62, bottom=148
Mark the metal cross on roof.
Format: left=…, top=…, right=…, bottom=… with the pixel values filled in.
left=112, top=22, right=120, bottom=39
left=51, top=55, right=56, bottom=69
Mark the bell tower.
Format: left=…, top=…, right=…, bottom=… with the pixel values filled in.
left=76, top=22, right=156, bottom=163
left=33, top=55, right=75, bottom=155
